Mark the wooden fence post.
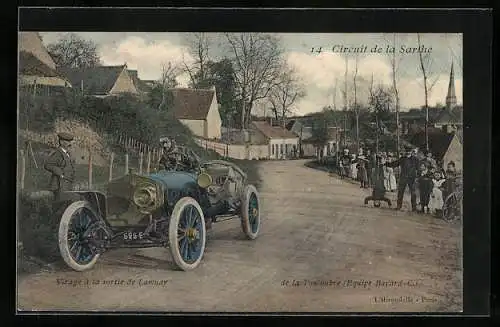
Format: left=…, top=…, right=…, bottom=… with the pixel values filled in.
left=159, top=148, right=163, bottom=170
left=151, top=149, right=155, bottom=171
left=139, top=152, right=144, bottom=175
left=88, top=149, right=93, bottom=189
left=19, top=150, right=26, bottom=190
left=108, top=152, right=114, bottom=181
left=146, top=151, right=151, bottom=174
left=125, top=152, right=129, bottom=175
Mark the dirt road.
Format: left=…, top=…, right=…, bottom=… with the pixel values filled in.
left=17, top=160, right=462, bottom=312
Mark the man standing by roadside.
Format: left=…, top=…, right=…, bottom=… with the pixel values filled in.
left=365, top=149, right=375, bottom=187
left=44, top=132, right=76, bottom=200
left=386, top=145, right=420, bottom=211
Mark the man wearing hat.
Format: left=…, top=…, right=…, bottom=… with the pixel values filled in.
left=386, top=144, right=420, bottom=211
left=44, top=132, right=76, bottom=199
left=159, top=137, right=179, bottom=170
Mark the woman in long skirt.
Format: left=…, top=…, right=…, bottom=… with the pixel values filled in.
left=428, top=170, right=446, bottom=215
left=350, top=154, right=358, bottom=180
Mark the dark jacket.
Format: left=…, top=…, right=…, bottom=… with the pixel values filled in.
left=44, top=147, right=75, bottom=192
left=159, top=152, right=178, bottom=170
left=386, top=155, right=420, bottom=180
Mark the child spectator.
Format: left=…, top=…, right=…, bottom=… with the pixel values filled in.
left=364, top=155, right=392, bottom=208
left=418, top=162, right=433, bottom=214
left=428, top=170, right=446, bottom=215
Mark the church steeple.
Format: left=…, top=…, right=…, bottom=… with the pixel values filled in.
left=445, top=61, right=457, bottom=110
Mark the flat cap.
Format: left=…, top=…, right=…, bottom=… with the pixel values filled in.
left=57, top=132, right=74, bottom=141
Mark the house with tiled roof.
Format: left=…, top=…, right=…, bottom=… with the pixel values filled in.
left=60, top=64, right=138, bottom=97
left=434, top=106, right=463, bottom=133
left=252, top=119, right=299, bottom=159
left=170, top=87, right=222, bottom=140
left=18, top=32, right=72, bottom=89
left=408, top=129, right=462, bottom=171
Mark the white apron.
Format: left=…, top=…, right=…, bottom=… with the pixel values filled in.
left=428, top=179, right=445, bottom=213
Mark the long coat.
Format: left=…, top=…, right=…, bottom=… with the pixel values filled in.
left=44, top=147, right=75, bottom=193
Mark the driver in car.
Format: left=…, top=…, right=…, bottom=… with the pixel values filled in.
left=159, top=137, right=180, bottom=171
left=159, top=137, right=198, bottom=171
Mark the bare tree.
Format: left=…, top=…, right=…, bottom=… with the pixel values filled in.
left=268, top=67, right=306, bottom=126
left=225, top=33, right=283, bottom=129
left=368, top=76, right=393, bottom=154
left=352, top=55, right=360, bottom=153
left=182, top=33, right=212, bottom=88
left=332, top=77, right=338, bottom=110
left=47, top=33, right=101, bottom=68
left=368, top=74, right=377, bottom=152
left=157, top=62, right=179, bottom=111
left=417, top=33, right=440, bottom=152
left=340, top=56, right=349, bottom=148
left=389, top=34, right=403, bottom=158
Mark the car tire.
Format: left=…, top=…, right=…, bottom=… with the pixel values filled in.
left=58, top=200, right=101, bottom=271
left=240, top=184, right=261, bottom=240
left=168, top=197, right=206, bottom=271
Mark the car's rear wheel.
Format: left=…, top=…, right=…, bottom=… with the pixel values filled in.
left=58, top=201, right=101, bottom=271
left=168, top=197, right=206, bottom=271
left=240, top=184, right=261, bottom=240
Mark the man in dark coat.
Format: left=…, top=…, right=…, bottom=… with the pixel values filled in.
left=365, top=149, right=375, bottom=187
left=386, top=146, right=420, bottom=211
left=44, top=132, right=76, bottom=199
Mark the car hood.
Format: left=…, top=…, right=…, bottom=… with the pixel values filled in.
left=146, top=171, right=198, bottom=190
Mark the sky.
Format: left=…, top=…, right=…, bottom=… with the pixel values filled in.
left=40, top=32, right=462, bottom=116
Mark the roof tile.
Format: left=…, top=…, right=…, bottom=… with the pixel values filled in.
left=252, top=121, right=299, bottom=139
left=59, top=65, right=127, bottom=95
left=171, top=88, right=215, bottom=120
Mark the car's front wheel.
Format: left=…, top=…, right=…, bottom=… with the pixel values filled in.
left=240, top=184, right=261, bottom=240
left=58, top=201, right=101, bottom=271
left=168, top=197, right=206, bottom=271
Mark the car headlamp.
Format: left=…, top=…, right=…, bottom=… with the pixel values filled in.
left=197, top=171, right=213, bottom=189
left=132, top=182, right=163, bottom=214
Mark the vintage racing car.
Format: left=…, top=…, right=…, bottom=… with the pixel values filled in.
left=56, top=158, right=261, bottom=272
